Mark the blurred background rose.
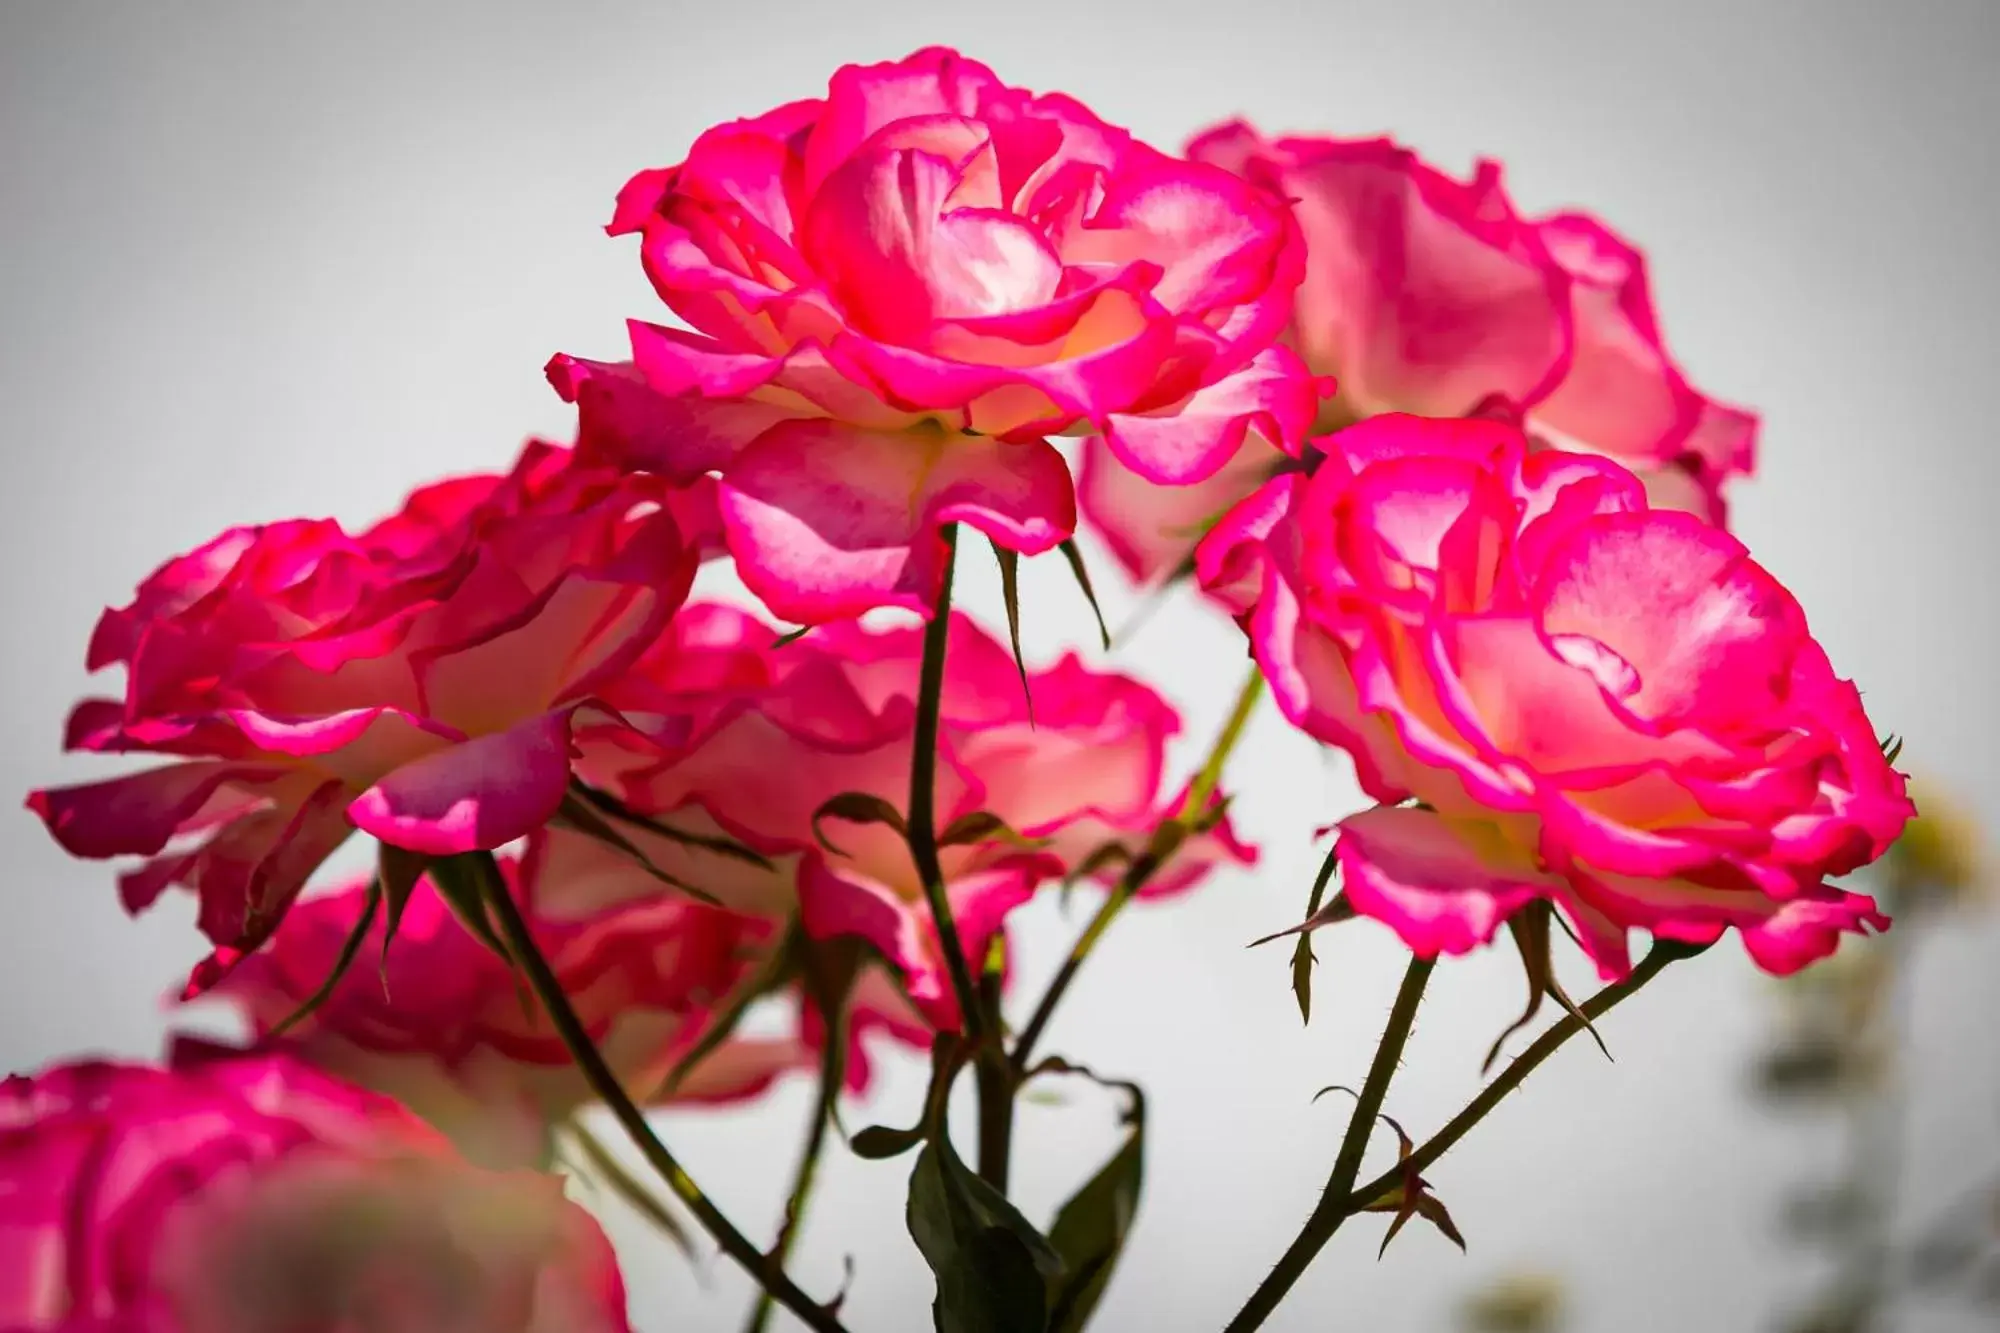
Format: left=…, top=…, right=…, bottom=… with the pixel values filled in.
left=2, top=3, right=1996, bottom=1331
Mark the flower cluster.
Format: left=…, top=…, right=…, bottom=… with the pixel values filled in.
left=11, top=43, right=1916, bottom=1333
left=1081, top=123, right=1758, bottom=583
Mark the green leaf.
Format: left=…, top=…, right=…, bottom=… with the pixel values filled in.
left=939, top=810, right=1050, bottom=853
left=940, top=810, right=1009, bottom=848
left=554, top=791, right=722, bottom=904
left=1044, top=1091, right=1145, bottom=1332
left=269, top=876, right=382, bottom=1037
left=1371, top=1182, right=1466, bottom=1256
left=1482, top=901, right=1608, bottom=1074
left=1057, top=838, right=1136, bottom=910
left=844, top=1033, right=967, bottom=1157
left=907, top=1139, right=1062, bottom=1333
left=1879, top=733, right=1905, bottom=766
left=810, top=791, right=910, bottom=858
left=773, top=624, right=814, bottom=649
left=1064, top=841, right=1132, bottom=885
left=377, top=843, right=432, bottom=983
left=426, top=854, right=514, bottom=964
left=1057, top=539, right=1112, bottom=652
left=936, top=1226, right=1048, bottom=1333
left=1185, top=793, right=1234, bottom=836
left=1352, top=1112, right=1466, bottom=1256
left=850, top=1124, right=928, bottom=1160
left=1247, top=893, right=1354, bottom=949
left=1288, top=937, right=1316, bottom=1025
left=1288, top=843, right=1339, bottom=1025
left=567, top=780, right=774, bottom=869
left=992, top=541, right=1035, bottom=725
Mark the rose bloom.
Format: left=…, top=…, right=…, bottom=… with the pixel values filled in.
left=29, top=442, right=693, bottom=992
left=1081, top=122, right=1757, bottom=584
left=562, top=603, right=1253, bottom=1028
left=203, top=833, right=801, bottom=1168
left=1196, top=414, right=1910, bottom=975
left=549, top=46, right=1319, bottom=625
left=0, top=1042, right=629, bottom=1333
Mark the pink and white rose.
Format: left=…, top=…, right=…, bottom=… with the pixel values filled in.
left=29, top=442, right=694, bottom=993
left=1197, top=414, right=1908, bottom=975
left=1081, top=123, right=1757, bottom=583
left=549, top=46, right=1318, bottom=624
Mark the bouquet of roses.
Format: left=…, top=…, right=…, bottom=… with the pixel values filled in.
left=9, top=47, right=1912, bottom=1333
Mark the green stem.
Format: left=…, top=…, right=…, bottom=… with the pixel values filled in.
left=1341, top=943, right=1676, bottom=1211
left=1185, top=667, right=1267, bottom=811
left=468, top=854, right=848, bottom=1333
left=974, top=941, right=1013, bottom=1190
left=1009, top=862, right=1144, bottom=1074
left=1012, top=668, right=1264, bottom=1071
left=567, top=1118, right=693, bottom=1256
left=1224, top=955, right=1435, bottom=1333
left=743, top=993, right=845, bottom=1333
left=907, top=524, right=986, bottom=1044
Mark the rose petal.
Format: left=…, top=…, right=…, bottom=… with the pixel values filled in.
left=1099, top=345, right=1320, bottom=486
left=1335, top=805, right=1562, bottom=958
left=28, top=762, right=290, bottom=859
left=348, top=712, right=576, bottom=856
left=717, top=419, right=1075, bottom=622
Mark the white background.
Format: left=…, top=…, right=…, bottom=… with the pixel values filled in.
left=3, top=3, right=1996, bottom=1329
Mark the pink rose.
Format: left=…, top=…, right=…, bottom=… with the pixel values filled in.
left=569, top=604, right=1253, bottom=1029
left=29, top=442, right=694, bottom=992
left=548, top=47, right=1318, bottom=624
left=1080, top=122, right=1756, bottom=583
left=204, top=835, right=798, bottom=1168
left=0, top=1043, right=629, bottom=1333
left=1196, top=414, right=1909, bottom=976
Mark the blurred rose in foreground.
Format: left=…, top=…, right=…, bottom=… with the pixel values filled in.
left=0, top=1042, right=629, bottom=1332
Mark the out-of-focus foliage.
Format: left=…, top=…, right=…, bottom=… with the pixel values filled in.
left=1464, top=787, right=1996, bottom=1333
left=1753, top=777, right=1997, bottom=1332
left=1460, top=1271, right=1566, bottom=1332
left=1881, top=778, right=1989, bottom=914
